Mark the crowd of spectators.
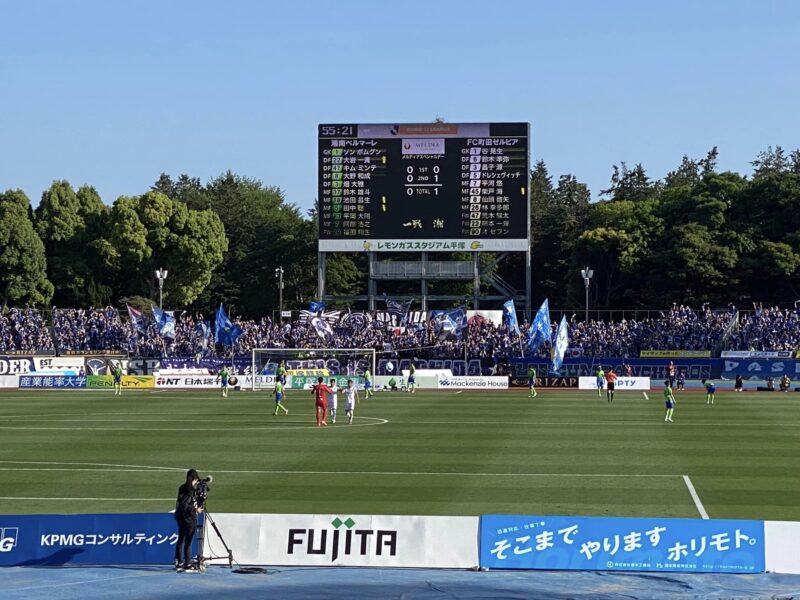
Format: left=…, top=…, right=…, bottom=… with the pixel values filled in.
left=0, top=308, right=54, bottom=352
left=2, top=304, right=799, bottom=358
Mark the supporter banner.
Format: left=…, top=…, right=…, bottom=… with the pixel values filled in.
left=0, top=375, right=20, bottom=389
left=19, top=375, right=87, bottom=389
left=640, top=350, right=712, bottom=358
left=765, top=521, right=800, bottom=574
left=578, top=377, right=650, bottom=391
left=378, top=358, right=483, bottom=377
left=206, top=513, right=478, bottom=568
left=126, top=358, right=163, bottom=376
left=0, top=350, right=53, bottom=356
left=0, top=356, right=35, bottom=375
left=61, top=351, right=126, bottom=357
left=721, top=359, right=799, bottom=381
left=510, top=376, right=578, bottom=389
left=86, top=375, right=155, bottom=389
left=83, top=357, right=128, bottom=376
left=721, top=351, right=793, bottom=359
left=508, top=358, right=718, bottom=380
left=0, top=513, right=181, bottom=566
left=437, top=376, right=508, bottom=389
left=33, top=357, right=85, bottom=375
left=467, top=310, right=503, bottom=326
left=480, top=515, right=764, bottom=573
left=160, top=356, right=253, bottom=374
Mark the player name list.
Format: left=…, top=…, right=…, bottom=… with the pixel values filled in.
left=318, top=123, right=529, bottom=242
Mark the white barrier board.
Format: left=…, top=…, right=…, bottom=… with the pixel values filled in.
left=207, top=513, right=478, bottom=568
left=578, top=376, right=651, bottom=391
left=765, top=521, right=800, bottom=573
left=0, top=375, right=19, bottom=388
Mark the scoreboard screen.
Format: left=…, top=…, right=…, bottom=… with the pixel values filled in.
left=318, top=123, right=529, bottom=252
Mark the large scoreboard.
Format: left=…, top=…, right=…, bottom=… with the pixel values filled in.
left=318, top=122, right=529, bottom=252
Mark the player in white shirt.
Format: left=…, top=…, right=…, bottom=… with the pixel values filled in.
left=328, top=378, right=339, bottom=424
left=344, top=379, right=359, bottom=425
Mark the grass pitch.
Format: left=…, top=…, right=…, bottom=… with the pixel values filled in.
left=0, top=388, right=798, bottom=520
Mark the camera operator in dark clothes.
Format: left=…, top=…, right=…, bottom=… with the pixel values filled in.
left=174, top=468, right=204, bottom=572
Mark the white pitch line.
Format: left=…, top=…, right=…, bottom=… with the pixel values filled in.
left=0, top=497, right=172, bottom=501
left=683, top=474, right=709, bottom=519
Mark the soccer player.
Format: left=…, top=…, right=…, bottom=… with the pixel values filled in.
left=363, top=368, right=374, bottom=398
left=344, top=379, right=359, bottom=424
left=219, top=366, right=230, bottom=398
left=605, top=368, right=618, bottom=403
left=328, top=378, right=339, bottom=424
left=408, top=362, right=416, bottom=394
left=276, top=361, right=287, bottom=385
left=273, top=379, right=288, bottom=416
left=734, top=374, right=744, bottom=392
left=527, top=365, right=537, bottom=398
left=311, top=377, right=331, bottom=427
left=663, top=380, right=676, bottom=422
left=113, top=364, right=123, bottom=396
left=701, top=378, right=716, bottom=405
left=596, top=366, right=605, bottom=397
left=667, top=361, right=676, bottom=388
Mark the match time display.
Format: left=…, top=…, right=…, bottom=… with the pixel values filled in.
left=318, top=123, right=530, bottom=252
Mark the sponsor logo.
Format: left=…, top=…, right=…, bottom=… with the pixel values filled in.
left=0, top=527, right=19, bottom=552
left=288, top=517, right=397, bottom=562
left=87, top=376, right=155, bottom=389
left=510, top=376, right=578, bottom=388
left=438, top=377, right=508, bottom=389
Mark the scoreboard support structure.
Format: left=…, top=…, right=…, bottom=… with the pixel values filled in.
left=317, top=122, right=532, bottom=313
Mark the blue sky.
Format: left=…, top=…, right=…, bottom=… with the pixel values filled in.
left=2, top=0, right=798, bottom=212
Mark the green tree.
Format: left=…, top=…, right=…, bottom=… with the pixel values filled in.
left=34, top=181, right=112, bottom=306
left=0, top=190, right=54, bottom=308
left=109, top=191, right=227, bottom=306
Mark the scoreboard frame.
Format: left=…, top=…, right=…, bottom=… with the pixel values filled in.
left=317, top=122, right=530, bottom=253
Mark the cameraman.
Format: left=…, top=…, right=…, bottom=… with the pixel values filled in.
left=174, top=468, right=204, bottom=571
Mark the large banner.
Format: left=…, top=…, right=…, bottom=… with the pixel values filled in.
left=508, top=358, right=719, bottom=380
left=207, top=513, right=478, bottom=568
left=480, top=515, right=764, bottom=573
left=721, top=358, right=799, bottom=381
left=640, top=350, right=711, bottom=358
left=0, top=356, right=35, bottom=375
left=87, top=375, right=155, bottom=389
left=0, top=513, right=182, bottom=566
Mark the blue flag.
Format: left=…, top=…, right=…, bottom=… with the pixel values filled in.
left=308, top=301, right=327, bottom=314
left=527, top=299, right=551, bottom=353
left=151, top=306, right=176, bottom=339
left=550, top=315, right=569, bottom=374
left=431, top=308, right=467, bottom=340
left=126, top=305, right=146, bottom=334
left=503, top=299, right=520, bottom=335
left=215, top=304, right=243, bottom=347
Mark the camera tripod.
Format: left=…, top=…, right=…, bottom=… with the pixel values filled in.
left=195, top=510, right=234, bottom=571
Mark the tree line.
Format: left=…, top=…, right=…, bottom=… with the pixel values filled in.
left=1, top=147, right=799, bottom=316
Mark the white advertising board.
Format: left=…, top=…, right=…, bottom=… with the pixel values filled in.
left=0, top=375, right=19, bottom=388
left=437, top=376, right=508, bottom=390
left=155, top=374, right=275, bottom=389
left=765, top=521, right=800, bottom=573
left=578, top=377, right=651, bottom=391
left=205, top=513, right=478, bottom=568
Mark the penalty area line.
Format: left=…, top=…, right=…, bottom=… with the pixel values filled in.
left=683, top=474, right=709, bottom=519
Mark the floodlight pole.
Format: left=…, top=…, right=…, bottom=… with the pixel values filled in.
left=155, top=268, right=168, bottom=310
left=580, top=267, right=593, bottom=323
left=275, top=267, right=284, bottom=320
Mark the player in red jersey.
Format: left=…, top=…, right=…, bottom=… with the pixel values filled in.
left=312, top=377, right=331, bottom=427
left=605, top=369, right=618, bottom=403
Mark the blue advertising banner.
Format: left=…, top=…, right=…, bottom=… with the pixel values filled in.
left=480, top=515, right=764, bottom=573
left=0, top=513, right=190, bottom=566
left=721, top=358, right=799, bottom=381
left=18, top=375, right=87, bottom=389
left=509, top=357, right=720, bottom=380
